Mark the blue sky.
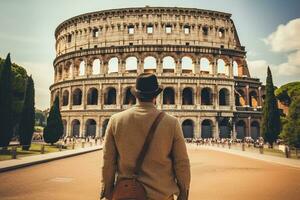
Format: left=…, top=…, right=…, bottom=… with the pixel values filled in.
left=0, top=0, right=299, bottom=109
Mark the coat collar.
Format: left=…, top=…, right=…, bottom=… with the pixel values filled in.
left=136, top=101, right=156, bottom=108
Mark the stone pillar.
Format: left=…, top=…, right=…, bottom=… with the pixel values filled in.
left=117, top=83, right=122, bottom=109
left=82, top=85, right=86, bottom=109
left=98, top=86, right=102, bottom=108
left=137, top=59, right=144, bottom=74
left=214, top=119, right=219, bottom=139
left=247, top=116, right=251, bottom=138
left=175, top=59, right=182, bottom=75
left=177, top=83, right=182, bottom=109
left=101, top=60, right=108, bottom=75
left=228, top=58, right=233, bottom=78
left=195, top=117, right=200, bottom=138
left=232, top=120, right=237, bottom=139
left=68, top=86, right=72, bottom=110
left=193, top=59, right=200, bottom=74
left=214, top=85, right=219, bottom=110
left=119, top=59, right=125, bottom=75
left=80, top=117, right=85, bottom=138
left=246, top=85, right=250, bottom=107
left=157, top=58, right=163, bottom=74
left=212, top=56, right=218, bottom=76
left=258, top=87, right=262, bottom=107
left=86, top=60, right=92, bottom=76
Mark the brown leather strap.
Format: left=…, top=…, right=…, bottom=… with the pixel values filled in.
left=134, top=112, right=165, bottom=176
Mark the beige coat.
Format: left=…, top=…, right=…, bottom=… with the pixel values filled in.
left=101, top=102, right=191, bottom=200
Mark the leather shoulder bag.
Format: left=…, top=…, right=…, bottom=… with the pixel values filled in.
left=111, top=112, right=165, bottom=200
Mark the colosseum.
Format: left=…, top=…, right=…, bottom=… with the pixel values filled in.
left=50, top=6, right=264, bottom=140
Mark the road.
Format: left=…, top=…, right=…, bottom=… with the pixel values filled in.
left=0, top=146, right=299, bottom=200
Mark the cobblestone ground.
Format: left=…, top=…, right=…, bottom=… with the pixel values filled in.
left=0, top=146, right=299, bottom=200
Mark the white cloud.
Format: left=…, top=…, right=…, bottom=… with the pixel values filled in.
left=264, top=18, right=300, bottom=52
left=247, top=59, right=270, bottom=79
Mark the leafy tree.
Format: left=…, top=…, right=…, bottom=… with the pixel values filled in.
left=275, top=81, right=300, bottom=106
left=0, top=54, right=13, bottom=147
left=261, top=67, right=281, bottom=148
left=35, top=109, right=47, bottom=127
left=280, top=97, right=300, bottom=148
left=43, top=96, right=63, bottom=145
left=19, top=76, right=35, bottom=150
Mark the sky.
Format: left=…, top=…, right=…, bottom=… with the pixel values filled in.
left=0, top=0, right=300, bottom=109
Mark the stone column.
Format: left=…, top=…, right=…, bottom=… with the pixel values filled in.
left=228, top=58, right=233, bottom=78
left=177, top=83, right=182, bottom=109
left=80, top=117, right=85, bottom=138
left=118, top=59, right=125, bottom=75
left=68, top=86, right=72, bottom=110
left=212, top=56, right=218, bottom=76
left=214, top=85, right=219, bottom=110
left=232, top=120, right=237, bottom=139
left=195, top=117, right=200, bottom=138
left=117, top=83, right=122, bottom=109
left=258, top=87, right=262, bottom=107
left=214, top=118, right=219, bottom=139
left=247, top=116, right=251, bottom=138
left=194, top=58, right=200, bottom=74
left=86, top=59, right=92, bottom=76
left=137, top=59, right=144, bottom=74
left=246, top=85, right=250, bottom=107
left=82, top=85, right=86, bottom=109
left=175, top=59, right=182, bottom=75
left=101, top=60, right=108, bottom=75
left=157, top=58, right=163, bottom=74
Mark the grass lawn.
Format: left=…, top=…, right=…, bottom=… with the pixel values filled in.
left=0, top=143, right=65, bottom=161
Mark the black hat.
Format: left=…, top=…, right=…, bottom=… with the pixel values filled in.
left=131, top=73, right=163, bottom=99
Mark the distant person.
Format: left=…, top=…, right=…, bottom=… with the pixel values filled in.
left=100, top=73, right=191, bottom=200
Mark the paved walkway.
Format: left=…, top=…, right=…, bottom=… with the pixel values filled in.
left=0, top=145, right=102, bottom=173
left=0, top=148, right=300, bottom=200
left=196, top=144, right=300, bottom=169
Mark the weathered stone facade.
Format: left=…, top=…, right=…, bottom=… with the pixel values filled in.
left=51, top=7, right=263, bottom=139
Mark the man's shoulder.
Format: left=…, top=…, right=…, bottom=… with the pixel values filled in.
left=163, top=112, right=178, bottom=123
left=110, top=107, right=136, bottom=120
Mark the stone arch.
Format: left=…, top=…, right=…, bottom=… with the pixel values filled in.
left=85, top=119, right=96, bottom=137
left=163, top=87, right=175, bottom=105
left=201, top=87, right=213, bottom=105
left=72, top=88, right=82, bottom=105
left=219, top=88, right=230, bottom=106
left=102, top=118, right=110, bottom=137
left=235, top=89, right=246, bottom=106
left=125, top=56, right=138, bottom=72
left=87, top=87, right=98, bottom=105
left=123, top=87, right=136, bottom=105
left=219, top=118, right=230, bottom=138
left=181, top=56, right=194, bottom=73
left=182, top=119, right=194, bottom=138
left=104, top=87, right=117, bottom=105
left=62, top=90, right=69, bottom=106
left=71, top=119, right=80, bottom=137
left=79, top=60, right=85, bottom=76
left=144, top=56, right=157, bottom=73
left=200, top=57, right=211, bottom=74
left=251, top=121, right=260, bottom=140
left=236, top=120, right=246, bottom=140
left=233, top=58, right=245, bottom=77
left=108, top=57, right=119, bottom=74
left=249, top=90, right=258, bottom=108
left=182, top=87, right=194, bottom=105
left=162, top=56, right=176, bottom=73
left=92, top=59, right=101, bottom=75
left=201, top=119, right=213, bottom=138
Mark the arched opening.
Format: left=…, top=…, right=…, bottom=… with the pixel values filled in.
left=219, top=118, right=230, bottom=138
left=144, top=56, right=157, bottom=73
left=233, top=61, right=238, bottom=76
left=102, top=119, right=110, bottom=137
left=200, top=57, right=211, bottom=74
left=236, top=120, right=246, bottom=140
left=217, top=59, right=227, bottom=75
left=72, top=88, right=82, bottom=105
left=201, top=87, right=213, bottom=105
left=62, top=120, right=67, bottom=137
left=62, top=90, right=69, bottom=106
left=201, top=119, right=213, bottom=138
left=108, top=57, right=119, bottom=74
left=251, top=121, right=260, bottom=140
left=181, top=56, right=193, bottom=73
left=163, top=87, right=175, bottom=105
left=125, top=56, right=138, bottom=72
left=249, top=91, right=258, bottom=108
left=182, top=87, right=194, bottom=105
left=85, top=119, right=96, bottom=137
left=79, top=60, right=85, bottom=76
left=236, top=89, right=246, bottom=106
left=105, top=87, right=116, bottom=105
left=71, top=119, right=80, bottom=137
left=219, top=88, right=230, bottom=106
left=92, top=59, right=101, bottom=75
left=162, top=56, right=175, bottom=73
left=123, top=87, right=136, bottom=105
left=87, top=88, right=98, bottom=105
left=182, top=119, right=194, bottom=138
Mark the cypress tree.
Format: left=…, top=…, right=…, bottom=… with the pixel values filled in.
left=280, top=97, right=300, bottom=148
left=43, top=96, right=63, bottom=145
left=0, top=54, right=13, bottom=147
left=261, top=67, right=281, bottom=148
left=19, top=76, right=35, bottom=150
